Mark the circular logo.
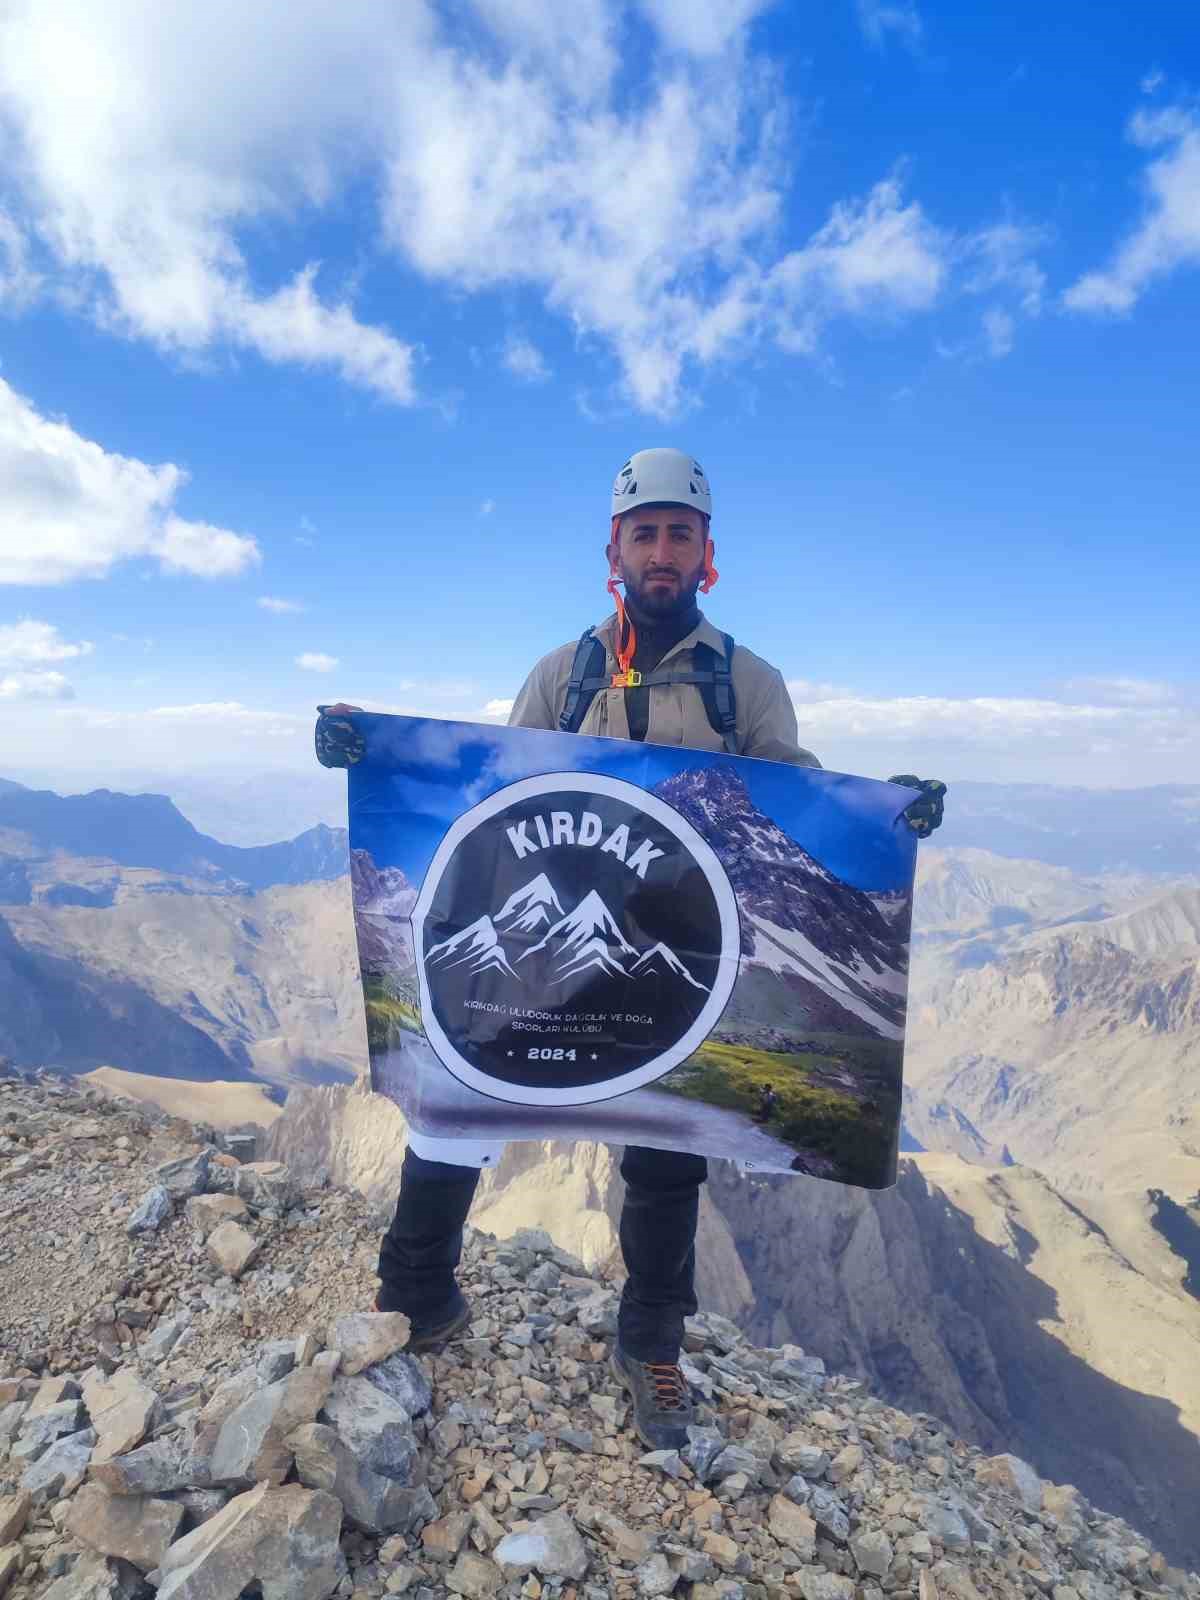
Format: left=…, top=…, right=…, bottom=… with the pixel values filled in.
left=412, top=773, right=740, bottom=1105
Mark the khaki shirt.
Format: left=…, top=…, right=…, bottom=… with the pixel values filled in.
left=509, top=611, right=821, bottom=768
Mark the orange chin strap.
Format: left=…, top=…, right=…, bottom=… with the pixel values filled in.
left=607, top=514, right=718, bottom=679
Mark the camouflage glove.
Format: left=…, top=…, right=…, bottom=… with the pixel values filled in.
left=315, top=705, right=365, bottom=769
left=888, top=775, right=947, bottom=837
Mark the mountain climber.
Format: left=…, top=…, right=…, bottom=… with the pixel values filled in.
left=315, top=445, right=947, bottom=1451
left=753, top=1083, right=781, bottom=1124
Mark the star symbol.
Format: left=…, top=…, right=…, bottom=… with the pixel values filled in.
left=590, top=1053, right=598, bottom=1061
left=506, top=1051, right=514, bottom=1057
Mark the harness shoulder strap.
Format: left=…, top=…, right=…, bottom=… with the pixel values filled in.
left=695, top=632, right=738, bottom=754
left=558, top=628, right=609, bottom=734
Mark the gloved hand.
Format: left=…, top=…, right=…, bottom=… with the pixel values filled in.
left=315, top=704, right=365, bottom=768
left=888, top=775, right=947, bottom=837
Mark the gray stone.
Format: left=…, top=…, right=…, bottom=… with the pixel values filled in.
left=90, top=1429, right=211, bottom=1495
left=0, top=1401, right=28, bottom=1446
left=21, top=1427, right=95, bottom=1504
left=576, top=1294, right=619, bottom=1337
left=166, top=1487, right=230, bottom=1531
left=557, top=1427, right=594, bottom=1453
left=141, top=1313, right=192, bottom=1363
left=11, top=1399, right=85, bottom=1460
left=328, top=1312, right=412, bottom=1376
left=636, top=1552, right=678, bottom=1596
left=710, top=1445, right=762, bottom=1483
left=784, top=1473, right=813, bottom=1505
left=257, top=1339, right=299, bottom=1384
left=155, top=1149, right=212, bottom=1199
left=796, top=1572, right=855, bottom=1600
left=776, top=1437, right=829, bottom=1478
left=809, top=1487, right=851, bottom=1543
left=975, top=1452, right=1044, bottom=1514
left=67, top=1480, right=185, bottom=1572
left=39, top=1551, right=147, bottom=1600
left=155, top=1480, right=344, bottom=1600
left=289, top=1421, right=427, bottom=1537
left=0, top=1488, right=30, bottom=1544
left=233, top=1160, right=298, bottom=1213
left=639, top=1449, right=684, bottom=1478
left=208, top=1366, right=333, bottom=1485
left=851, top=1529, right=894, bottom=1578
left=127, top=1185, right=173, bottom=1235
left=320, top=1375, right=419, bottom=1482
left=360, top=1352, right=433, bottom=1419
left=921, top=1504, right=972, bottom=1553
left=494, top=1510, right=590, bottom=1580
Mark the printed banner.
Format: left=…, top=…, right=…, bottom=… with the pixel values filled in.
left=347, top=714, right=918, bottom=1188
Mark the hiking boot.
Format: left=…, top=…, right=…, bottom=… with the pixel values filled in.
left=373, top=1291, right=472, bottom=1354
left=610, top=1344, right=696, bottom=1451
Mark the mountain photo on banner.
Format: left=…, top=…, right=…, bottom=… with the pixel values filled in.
left=344, top=717, right=917, bottom=1188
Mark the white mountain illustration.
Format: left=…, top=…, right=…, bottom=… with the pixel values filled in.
left=425, top=914, right=517, bottom=977
left=495, top=873, right=564, bottom=934
left=425, top=881, right=708, bottom=993
left=629, top=941, right=710, bottom=993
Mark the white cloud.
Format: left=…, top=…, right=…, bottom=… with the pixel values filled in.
left=963, top=221, right=1047, bottom=315
left=502, top=335, right=551, bottom=383
left=0, top=209, right=40, bottom=308
left=856, top=0, right=923, bottom=51
left=479, top=499, right=496, bottom=517
left=0, top=1, right=972, bottom=418
left=258, top=596, right=306, bottom=614
left=1141, top=69, right=1165, bottom=96
left=0, top=378, right=260, bottom=584
left=1064, top=106, right=1200, bottom=314
left=0, top=619, right=92, bottom=663
left=982, top=306, right=1015, bottom=356
left=1063, top=675, right=1177, bottom=706
left=0, top=668, right=73, bottom=700
left=484, top=697, right=515, bottom=718
left=636, top=0, right=775, bottom=56
left=767, top=179, right=948, bottom=351
left=296, top=652, right=339, bottom=672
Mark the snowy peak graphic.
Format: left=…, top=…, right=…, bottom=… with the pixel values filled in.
left=495, top=872, right=564, bottom=934
left=629, top=942, right=710, bottom=991
left=426, top=876, right=708, bottom=994
left=426, top=915, right=517, bottom=978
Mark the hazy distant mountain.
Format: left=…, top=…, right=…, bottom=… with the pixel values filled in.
left=937, top=780, right=1200, bottom=876
left=0, top=782, right=348, bottom=889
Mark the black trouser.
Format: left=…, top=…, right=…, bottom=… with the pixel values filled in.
left=377, top=1143, right=708, bottom=1364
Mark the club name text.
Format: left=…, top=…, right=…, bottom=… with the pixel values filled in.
left=505, top=811, right=665, bottom=879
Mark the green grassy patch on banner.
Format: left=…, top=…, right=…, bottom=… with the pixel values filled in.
left=659, top=1037, right=893, bottom=1185
left=363, top=978, right=422, bottom=1053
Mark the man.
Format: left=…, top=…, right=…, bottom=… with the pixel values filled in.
left=316, top=446, right=945, bottom=1450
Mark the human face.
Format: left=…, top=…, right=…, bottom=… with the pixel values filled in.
left=608, top=504, right=708, bottom=619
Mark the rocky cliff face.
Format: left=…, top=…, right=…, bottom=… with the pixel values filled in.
left=1, top=1066, right=1196, bottom=1600
left=263, top=1083, right=1200, bottom=1571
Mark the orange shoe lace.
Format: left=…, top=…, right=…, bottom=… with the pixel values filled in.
left=642, top=1361, right=689, bottom=1411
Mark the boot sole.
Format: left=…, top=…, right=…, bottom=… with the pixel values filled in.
left=406, top=1300, right=472, bottom=1355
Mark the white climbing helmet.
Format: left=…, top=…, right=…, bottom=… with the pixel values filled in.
left=611, top=447, right=712, bottom=521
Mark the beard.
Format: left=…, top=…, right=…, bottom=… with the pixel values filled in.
left=624, top=567, right=703, bottom=621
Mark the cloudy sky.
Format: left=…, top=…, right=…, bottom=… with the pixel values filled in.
left=1, top=0, right=1197, bottom=803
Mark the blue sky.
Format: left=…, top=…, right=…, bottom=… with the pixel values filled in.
left=1, top=0, right=1198, bottom=794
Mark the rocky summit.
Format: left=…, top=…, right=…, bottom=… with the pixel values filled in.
left=2, top=1069, right=1197, bottom=1600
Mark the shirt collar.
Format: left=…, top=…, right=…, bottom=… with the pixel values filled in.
left=595, top=609, right=725, bottom=665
